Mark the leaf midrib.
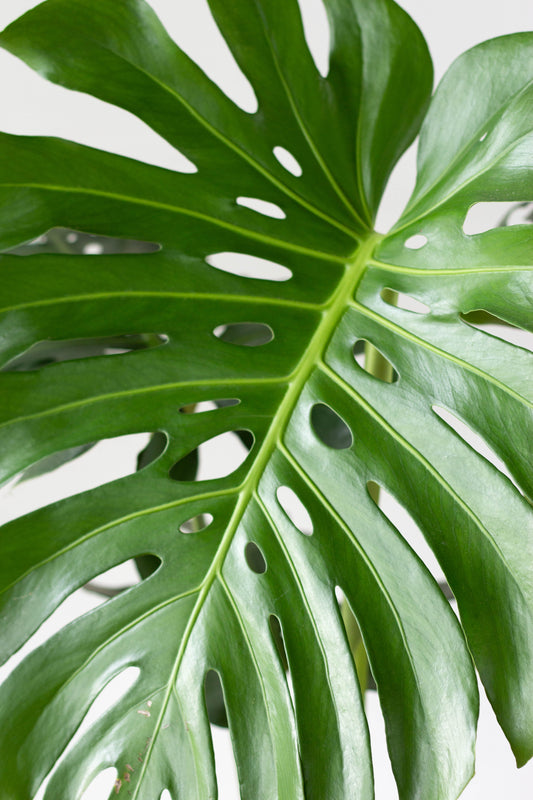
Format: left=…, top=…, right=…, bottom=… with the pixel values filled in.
left=127, top=233, right=381, bottom=795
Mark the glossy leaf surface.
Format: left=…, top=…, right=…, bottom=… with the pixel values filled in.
left=0, top=2, right=531, bottom=799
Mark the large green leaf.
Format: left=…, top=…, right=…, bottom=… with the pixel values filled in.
left=0, top=1, right=531, bottom=798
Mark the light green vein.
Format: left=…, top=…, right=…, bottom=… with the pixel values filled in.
left=1, top=485, right=239, bottom=597
left=350, top=299, right=532, bottom=406
left=366, top=259, right=533, bottom=276
left=0, top=289, right=321, bottom=316
left=0, top=376, right=286, bottom=432
left=1, top=182, right=347, bottom=264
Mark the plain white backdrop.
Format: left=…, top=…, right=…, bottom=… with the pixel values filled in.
left=0, top=1, right=532, bottom=798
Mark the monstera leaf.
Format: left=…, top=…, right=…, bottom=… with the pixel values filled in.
left=0, top=1, right=532, bottom=798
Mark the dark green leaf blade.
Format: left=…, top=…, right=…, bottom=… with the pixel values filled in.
left=0, top=3, right=531, bottom=799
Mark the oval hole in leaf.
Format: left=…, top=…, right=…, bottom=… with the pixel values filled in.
left=179, top=513, right=214, bottom=534
left=169, top=430, right=253, bottom=482
left=2, top=334, right=169, bottom=372
left=78, top=769, right=119, bottom=800
left=1, top=433, right=154, bottom=522
left=432, top=405, right=522, bottom=493
left=206, top=252, right=292, bottom=281
left=213, top=322, right=274, bottom=347
left=134, top=553, right=163, bottom=581
left=366, top=481, right=445, bottom=585
left=236, top=196, right=286, bottom=219
left=268, top=615, right=295, bottom=706
left=380, top=288, right=430, bottom=315
left=500, top=202, right=533, bottom=226
left=89, top=555, right=161, bottom=593
left=136, top=431, right=169, bottom=472
left=179, top=399, right=240, bottom=414
left=311, top=403, right=353, bottom=449
left=404, top=234, right=427, bottom=250
left=459, top=311, right=533, bottom=351
left=82, top=667, right=142, bottom=733
left=204, top=672, right=239, bottom=786
left=353, top=340, right=399, bottom=383
left=297, top=0, right=331, bottom=77
left=34, top=670, right=140, bottom=800
left=273, top=146, right=303, bottom=177
left=336, top=588, right=376, bottom=692
left=204, top=669, right=228, bottom=727
left=14, top=227, right=161, bottom=256
left=276, top=486, right=313, bottom=535
left=463, top=201, right=515, bottom=234
left=245, top=541, right=267, bottom=574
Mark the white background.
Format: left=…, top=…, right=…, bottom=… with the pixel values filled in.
left=0, top=1, right=532, bottom=798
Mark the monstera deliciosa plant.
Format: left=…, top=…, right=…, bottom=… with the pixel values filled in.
left=0, top=0, right=532, bottom=798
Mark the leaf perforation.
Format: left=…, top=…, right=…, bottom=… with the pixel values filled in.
left=350, top=299, right=533, bottom=406
left=319, top=360, right=529, bottom=606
